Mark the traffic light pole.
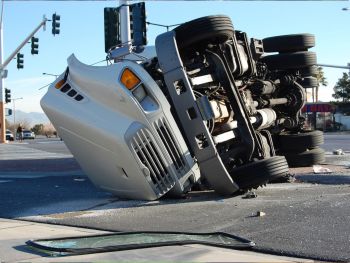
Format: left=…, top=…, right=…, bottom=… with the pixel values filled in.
left=0, top=16, right=47, bottom=143
left=0, top=21, right=5, bottom=143
left=1, top=16, right=47, bottom=70
left=119, top=0, right=131, bottom=44
left=317, top=63, right=350, bottom=73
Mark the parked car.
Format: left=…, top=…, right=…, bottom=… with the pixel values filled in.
left=6, top=130, right=14, bottom=141
left=22, top=130, right=35, bottom=140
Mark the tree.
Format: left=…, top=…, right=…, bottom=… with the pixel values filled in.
left=32, top=124, right=44, bottom=135
left=42, top=123, right=56, bottom=138
left=316, top=67, right=328, bottom=86
left=315, top=67, right=328, bottom=102
left=332, top=72, right=350, bottom=102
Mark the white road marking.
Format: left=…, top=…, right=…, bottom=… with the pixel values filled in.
left=0, top=144, right=72, bottom=160
left=0, top=180, right=13, bottom=183
left=37, top=141, right=63, bottom=144
left=0, top=171, right=84, bottom=179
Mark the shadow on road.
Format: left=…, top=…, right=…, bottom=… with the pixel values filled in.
left=297, top=174, right=350, bottom=185
left=0, top=158, right=81, bottom=173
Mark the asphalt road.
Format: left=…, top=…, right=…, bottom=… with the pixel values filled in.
left=12, top=133, right=350, bottom=156
left=1, top=135, right=350, bottom=261
left=323, top=133, right=350, bottom=152
left=13, top=136, right=73, bottom=155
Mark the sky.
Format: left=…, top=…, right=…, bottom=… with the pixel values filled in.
left=2, top=0, right=350, bottom=113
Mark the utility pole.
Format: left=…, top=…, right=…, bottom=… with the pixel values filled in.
left=0, top=16, right=48, bottom=143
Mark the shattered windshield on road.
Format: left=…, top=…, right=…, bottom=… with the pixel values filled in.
left=27, top=231, right=255, bottom=256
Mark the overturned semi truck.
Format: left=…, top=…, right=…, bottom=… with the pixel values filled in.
left=41, top=15, right=324, bottom=200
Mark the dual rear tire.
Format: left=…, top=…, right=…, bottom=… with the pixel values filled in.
left=261, top=34, right=318, bottom=89
left=275, top=131, right=325, bottom=167
left=174, top=15, right=234, bottom=51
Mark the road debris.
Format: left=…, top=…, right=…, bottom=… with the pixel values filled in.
left=242, top=191, right=257, bottom=199
left=333, top=149, right=345, bottom=155
left=256, top=211, right=266, bottom=217
left=313, top=165, right=332, bottom=174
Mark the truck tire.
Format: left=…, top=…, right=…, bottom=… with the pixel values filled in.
left=298, top=77, right=318, bottom=89
left=277, top=130, right=324, bottom=152
left=231, top=156, right=289, bottom=190
left=263, top=34, right=315, bottom=53
left=260, top=51, right=317, bottom=70
left=174, top=15, right=234, bottom=50
left=299, top=65, right=318, bottom=77
left=284, top=148, right=325, bottom=167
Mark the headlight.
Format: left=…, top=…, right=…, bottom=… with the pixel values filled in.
left=132, top=84, right=147, bottom=102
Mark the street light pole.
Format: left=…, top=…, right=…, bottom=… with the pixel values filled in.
left=42, top=72, right=59, bottom=78
left=12, top=97, right=23, bottom=139
left=39, top=73, right=59, bottom=91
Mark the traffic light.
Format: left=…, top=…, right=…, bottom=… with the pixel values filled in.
left=52, top=13, right=60, bottom=35
left=5, top=108, right=12, bottom=116
left=104, top=7, right=120, bottom=53
left=4, top=88, right=11, bottom=104
left=31, top=37, right=39, bottom=55
left=103, top=3, right=147, bottom=53
left=16, top=53, right=24, bottom=69
left=130, top=2, right=147, bottom=47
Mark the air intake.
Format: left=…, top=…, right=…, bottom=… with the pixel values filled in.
left=131, top=128, right=174, bottom=196
left=154, top=117, right=186, bottom=174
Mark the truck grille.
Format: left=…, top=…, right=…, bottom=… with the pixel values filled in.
left=131, top=128, right=174, bottom=195
left=153, top=118, right=186, bottom=174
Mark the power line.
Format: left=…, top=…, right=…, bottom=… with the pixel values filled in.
left=90, top=58, right=108, bottom=66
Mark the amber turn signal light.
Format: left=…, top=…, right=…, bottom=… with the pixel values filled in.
left=121, top=68, right=141, bottom=90
left=55, top=79, right=65, bottom=89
